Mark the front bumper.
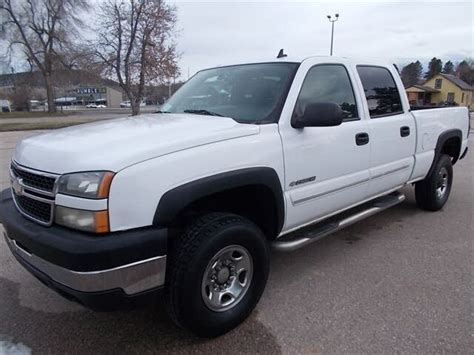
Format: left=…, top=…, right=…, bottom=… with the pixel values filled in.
left=0, top=189, right=168, bottom=310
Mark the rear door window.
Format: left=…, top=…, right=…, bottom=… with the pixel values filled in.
left=357, top=66, right=403, bottom=118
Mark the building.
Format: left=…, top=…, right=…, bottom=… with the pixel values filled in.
left=58, top=85, right=123, bottom=107
left=405, top=85, right=440, bottom=107
left=0, top=70, right=125, bottom=108
left=406, top=73, right=474, bottom=109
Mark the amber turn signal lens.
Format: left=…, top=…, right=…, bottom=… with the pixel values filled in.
left=95, top=210, right=110, bottom=233
left=97, top=172, right=115, bottom=198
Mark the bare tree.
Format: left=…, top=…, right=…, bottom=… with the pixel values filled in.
left=8, top=84, right=32, bottom=111
left=456, top=59, right=474, bottom=86
left=0, top=0, right=88, bottom=113
left=95, top=0, right=179, bottom=116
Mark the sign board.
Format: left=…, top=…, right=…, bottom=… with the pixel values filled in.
left=75, top=87, right=106, bottom=95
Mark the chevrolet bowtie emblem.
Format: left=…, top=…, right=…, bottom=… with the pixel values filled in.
left=12, top=177, right=24, bottom=196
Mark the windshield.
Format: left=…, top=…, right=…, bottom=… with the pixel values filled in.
left=161, top=63, right=299, bottom=123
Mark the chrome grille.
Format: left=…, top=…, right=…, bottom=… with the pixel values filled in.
left=13, top=193, right=53, bottom=223
left=10, top=161, right=58, bottom=226
left=10, top=162, right=56, bottom=193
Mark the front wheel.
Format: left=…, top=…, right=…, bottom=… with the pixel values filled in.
left=415, top=154, right=453, bottom=211
left=166, top=213, right=270, bottom=337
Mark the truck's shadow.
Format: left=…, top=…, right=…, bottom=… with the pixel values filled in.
left=0, top=276, right=281, bottom=354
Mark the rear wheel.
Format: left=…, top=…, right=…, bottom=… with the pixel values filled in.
left=166, top=213, right=269, bottom=337
left=415, top=154, right=453, bottom=211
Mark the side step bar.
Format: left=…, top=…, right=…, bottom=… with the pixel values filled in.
left=272, top=192, right=406, bottom=252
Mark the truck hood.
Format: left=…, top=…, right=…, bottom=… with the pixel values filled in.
left=14, top=114, right=260, bottom=173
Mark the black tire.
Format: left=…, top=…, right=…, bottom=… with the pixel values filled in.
left=415, top=154, right=453, bottom=211
left=166, top=213, right=270, bottom=338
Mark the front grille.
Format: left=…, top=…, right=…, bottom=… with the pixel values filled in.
left=13, top=193, right=52, bottom=223
left=11, top=163, right=56, bottom=192
left=10, top=161, right=58, bottom=226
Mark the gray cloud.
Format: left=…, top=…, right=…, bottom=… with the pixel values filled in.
left=174, top=1, right=473, bottom=78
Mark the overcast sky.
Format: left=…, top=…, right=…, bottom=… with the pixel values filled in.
left=1, top=1, right=472, bottom=78
left=173, top=0, right=473, bottom=79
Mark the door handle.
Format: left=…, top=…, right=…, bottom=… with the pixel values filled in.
left=355, top=132, right=369, bottom=146
left=400, top=126, right=410, bottom=137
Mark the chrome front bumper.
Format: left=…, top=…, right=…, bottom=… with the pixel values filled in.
left=6, top=235, right=167, bottom=295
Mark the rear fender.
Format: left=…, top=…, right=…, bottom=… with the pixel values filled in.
left=426, top=129, right=462, bottom=177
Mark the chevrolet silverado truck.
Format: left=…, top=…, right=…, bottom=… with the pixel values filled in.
left=0, top=56, right=469, bottom=337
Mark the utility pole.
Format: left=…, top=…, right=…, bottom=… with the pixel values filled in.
left=327, top=13, right=339, bottom=56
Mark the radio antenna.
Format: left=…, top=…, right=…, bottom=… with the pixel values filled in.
left=277, top=49, right=287, bottom=59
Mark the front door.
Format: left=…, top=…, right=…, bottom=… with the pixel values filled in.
left=279, top=60, right=371, bottom=232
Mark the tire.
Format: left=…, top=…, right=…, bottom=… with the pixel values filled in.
left=166, top=213, right=270, bottom=338
left=415, top=154, right=453, bottom=211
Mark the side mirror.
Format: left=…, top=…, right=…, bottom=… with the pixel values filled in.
left=292, top=102, right=343, bottom=128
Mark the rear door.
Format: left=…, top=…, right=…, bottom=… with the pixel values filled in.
left=355, top=65, right=416, bottom=197
left=279, top=59, right=371, bottom=232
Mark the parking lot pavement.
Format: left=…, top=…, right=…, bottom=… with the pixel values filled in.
left=0, top=132, right=472, bottom=353
left=0, top=131, right=47, bottom=189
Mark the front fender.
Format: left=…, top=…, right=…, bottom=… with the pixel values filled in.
left=153, top=167, right=285, bottom=234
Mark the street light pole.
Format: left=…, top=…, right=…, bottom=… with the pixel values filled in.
left=327, top=13, right=339, bottom=56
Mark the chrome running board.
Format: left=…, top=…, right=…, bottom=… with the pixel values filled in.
left=272, top=192, right=405, bottom=252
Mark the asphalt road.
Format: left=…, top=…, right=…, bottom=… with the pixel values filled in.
left=0, top=131, right=472, bottom=354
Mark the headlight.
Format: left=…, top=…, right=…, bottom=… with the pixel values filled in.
left=58, top=172, right=114, bottom=199
left=55, top=206, right=109, bottom=233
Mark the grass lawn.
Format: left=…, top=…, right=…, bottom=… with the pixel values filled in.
left=0, top=111, right=76, bottom=119
left=0, top=120, right=93, bottom=132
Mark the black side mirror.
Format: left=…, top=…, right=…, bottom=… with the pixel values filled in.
left=292, top=102, right=343, bottom=128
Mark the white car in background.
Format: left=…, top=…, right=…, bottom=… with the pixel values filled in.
left=1, top=99, right=12, bottom=112
left=120, top=100, right=146, bottom=108
left=86, top=103, right=98, bottom=108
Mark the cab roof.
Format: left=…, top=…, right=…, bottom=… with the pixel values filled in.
left=211, top=55, right=395, bottom=69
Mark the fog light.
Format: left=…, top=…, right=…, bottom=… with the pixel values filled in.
left=55, top=206, right=109, bottom=233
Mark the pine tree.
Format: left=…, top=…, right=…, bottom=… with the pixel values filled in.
left=425, top=57, right=443, bottom=79
left=442, top=61, right=454, bottom=74
left=401, top=61, right=423, bottom=87
left=414, top=61, right=423, bottom=81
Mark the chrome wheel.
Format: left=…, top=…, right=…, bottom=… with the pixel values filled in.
left=436, top=167, right=449, bottom=200
left=201, top=245, right=253, bottom=312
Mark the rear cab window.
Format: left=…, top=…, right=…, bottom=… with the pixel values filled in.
left=356, top=66, right=403, bottom=118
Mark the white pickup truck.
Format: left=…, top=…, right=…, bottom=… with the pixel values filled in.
left=0, top=55, right=469, bottom=337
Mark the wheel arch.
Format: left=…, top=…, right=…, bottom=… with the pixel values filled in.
left=427, top=129, right=462, bottom=177
left=153, top=167, right=285, bottom=239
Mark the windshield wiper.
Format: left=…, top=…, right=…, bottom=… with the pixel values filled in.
left=183, top=109, right=224, bottom=117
